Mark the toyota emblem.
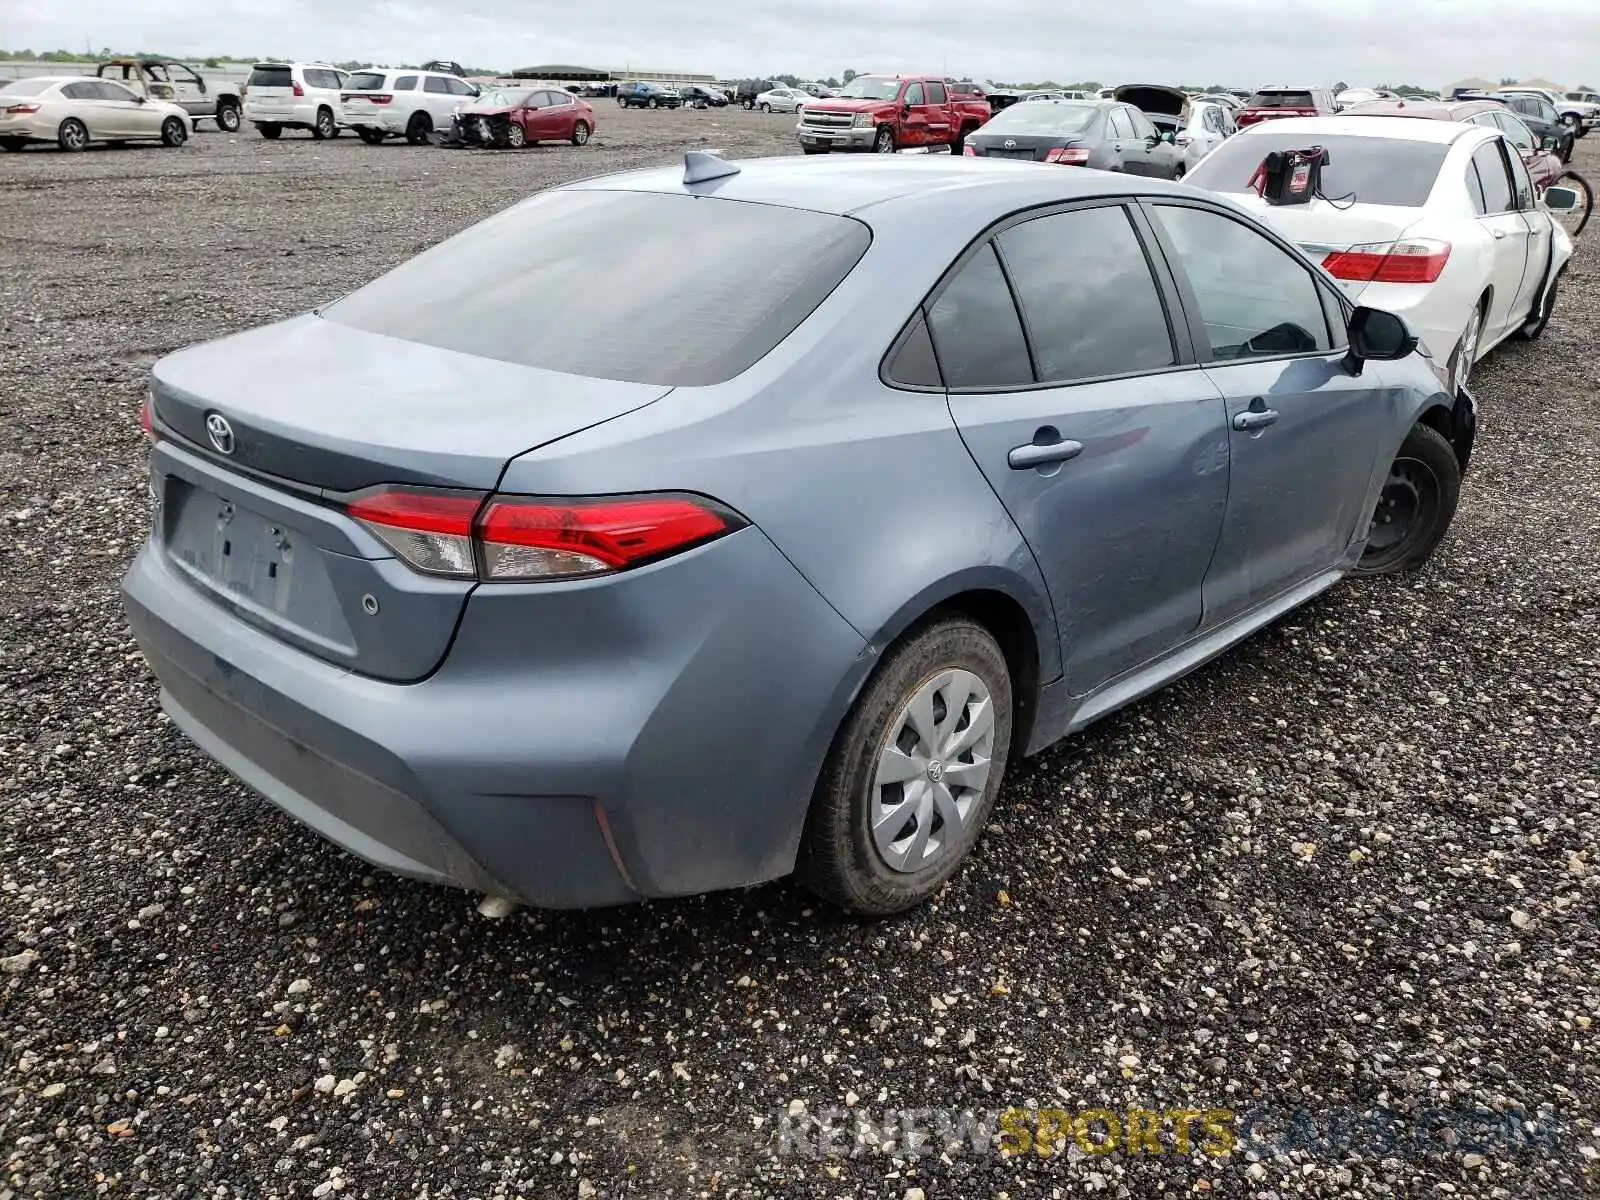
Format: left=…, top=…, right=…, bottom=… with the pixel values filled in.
left=205, top=412, right=236, bottom=456
left=1003, top=138, right=1017, bottom=149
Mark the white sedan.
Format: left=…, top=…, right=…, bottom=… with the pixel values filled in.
left=1187, top=115, right=1575, bottom=388
left=754, top=87, right=809, bottom=114
left=0, top=75, right=191, bottom=152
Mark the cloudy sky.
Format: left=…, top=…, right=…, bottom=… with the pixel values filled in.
left=7, top=0, right=1600, bottom=88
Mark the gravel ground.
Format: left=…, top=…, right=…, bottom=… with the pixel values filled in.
left=1, top=108, right=1597, bottom=1200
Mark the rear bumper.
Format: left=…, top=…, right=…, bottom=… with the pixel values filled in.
left=121, top=523, right=870, bottom=908
left=342, top=106, right=408, bottom=133
left=245, top=100, right=328, bottom=128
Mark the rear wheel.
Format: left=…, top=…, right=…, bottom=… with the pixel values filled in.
left=1355, top=424, right=1461, bottom=575
left=58, top=118, right=88, bottom=152
left=216, top=100, right=241, bottom=132
left=257, top=123, right=282, bottom=139
left=759, top=102, right=771, bottom=113
left=571, top=121, right=591, bottom=146
left=357, top=127, right=386, bottom=145
left=872, top=125, right=896, bottom=153
left=160, top=117, right=187, bottom=147
left=312, top=107, right=335, bottom=140
left=405, top=112, right=432, bottom=145
left=797, top=616, right=1013, bottom=916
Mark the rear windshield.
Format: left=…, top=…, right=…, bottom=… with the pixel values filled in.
left=1248, top=90, right=1315, bottom=108
left=0, top=79, right=54, bottom=96
left=248, top=66, right=293, bottom=88
left=346, top=72, right=388, bottom=90
left=987, top=102, right=1099, bottom=133
left=323, top=190, right=871, bottom=387
left=1188, top=133, right=1449, bottom=207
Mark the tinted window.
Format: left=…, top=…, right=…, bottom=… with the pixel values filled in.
left=0, top=79, right=53, bottom=97
left=1127, top=109, right=1158, bottom=138
left=60, top=81, right=97, bottom=100
left=984, top=102, right=1098, bottom=133
left=1247, top=90, right=1315, bottom=107
left=925, top=245, right=1033, bottom=390
left=424, top=76, right=450, bottom=94
left=393, top=75, right=417, bottom=91
left=1495, top=112, right=1534, bottom=149
left=96, top=81, right=139, bottom=101
left=926, top=81, right=947, bottom=104
left=325, top=191, right=870, bottom=388
left=998, top=207, right=1174, bottom=382
left=886, top=315, right=942, bottom=388
left=305, top=69, right=338, bottom=89
left=1189, top=134, right=1448, bottom=207
left=904, top=82, right=925, bottom=106
left=1472, top=142, right=1514, bottom=213
left=1465, top=157, right=1488, bottom=214
left=1155, top=205, right=1331, bottom=360
left=446, top=77, right=475, bottom=96
left=248, top=66, right=293, bottom=88
left=348, top=71, right=387, bottom=90
left=1506, top=144, right=1534, bottom=207
left=546, top=90, right=572, bottom=106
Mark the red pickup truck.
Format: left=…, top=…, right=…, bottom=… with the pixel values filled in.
left=795, top=75, right=991, bottom=154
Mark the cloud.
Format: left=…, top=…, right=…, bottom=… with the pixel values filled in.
left=8, top=0, right=1600, bottom=87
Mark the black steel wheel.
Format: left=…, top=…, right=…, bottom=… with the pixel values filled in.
left=1355, top=424, right=1461, bottom=575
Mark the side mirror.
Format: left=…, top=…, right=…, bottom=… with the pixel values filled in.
left=1343, top=306, right=1417, bottom=374
left=134, top=96, right=148, bottom=105
left=1541, top=134, right=1559, bottom=151
left=1543, top=185, right=1580, bottom=212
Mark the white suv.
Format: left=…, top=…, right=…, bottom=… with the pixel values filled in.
left=244, top=62, right=350, bottom=139
left=342, top=68, right=480, bottom=145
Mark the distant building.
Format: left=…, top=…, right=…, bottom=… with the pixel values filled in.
left=510, top=64, right=715, bottom=88
left=1445, top=76, right=1496, bottom=95
left=1511, top=77, right=1566, bottom=92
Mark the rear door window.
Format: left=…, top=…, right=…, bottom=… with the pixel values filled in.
left=925, top=245, right=1034, bottom=390
left=1472, top=141, right=1514, bottom=213
left=248, top=65, right=293, bottom=89
left=997, top=206, right=1175, bottom=382
left=324, top=190, right=871, bottom=387
left=1153, top=204, right=1332, bottom=360
left=393, top=75, right=417, bottom=91
left=60, top=81, right=98, bottom=100
left=926, top=81, right=947, bottom=104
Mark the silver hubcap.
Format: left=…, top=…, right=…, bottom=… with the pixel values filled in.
left=870, top=669, right=995, bottom=874
left=65, top=125, right=84, bottom=147
left=508, top=126, right=524, bottom=146
left=1459, top=310, right=1481, bottom=388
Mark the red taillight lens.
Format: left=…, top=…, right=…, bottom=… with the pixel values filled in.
left=1046, top=146, right=1091, bottom=165
left=347, top=490, right=741, bottom=581
left=139, top=394, right=158, bottom=443
left=369, top=94, right=393, bottom=105
left=478, top=496, right=736, bottom=580
left=3, top=103, right=40, bottom=115
left=348, top=490, right=483, bottom=578
left=292, top=81, right=305, bottom=97
left=962, top=144, right=977, bottom=156
left=1322, top=239, right=1452, bottom=284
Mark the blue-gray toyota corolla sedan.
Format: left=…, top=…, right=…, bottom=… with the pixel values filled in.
left=122, top=154, right=1474, bottom=916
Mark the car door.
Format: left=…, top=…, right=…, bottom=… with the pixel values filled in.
left=1143, top=200, right=1392, bottom=623
left=1129, top=108, right=1179, bottom=177
left=168, top=63, right=207, bottom=116
left=1106, top=107, right=1142, bottom=172
left=421, top=75, right=456, bottom=124
left=96, top=80, right=159, bottom=136
left=899, top=82, right=930, bottom=146
left=1505, top=144, right=1553, bottom=317
left=934, top=202, right=1231, bottom=693
left=923, top=80, right=953, bottom=145
left=1468, top=139, right=1534, bottom=343
left=526, top=90, right=562, bottom=139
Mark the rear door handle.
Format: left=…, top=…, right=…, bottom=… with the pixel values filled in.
left=1232, top=408, right=1280, bottom=432
left=1008, top=438, right=1085, bottom=469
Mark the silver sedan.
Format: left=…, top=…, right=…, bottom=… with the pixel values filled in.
left=0, top=76, right=192, bottom=152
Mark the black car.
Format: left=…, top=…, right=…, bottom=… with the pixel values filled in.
left=735, top=79, right=778, bottom=110
left=681, top=84, right=729, bottom=109
left=616, top=81, right=682, bottom=110
left=1460, top=92, right=1575, bottom=162
left=966, top=99, right=1185, bottom=178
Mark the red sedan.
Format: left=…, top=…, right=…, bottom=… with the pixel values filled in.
left=1343, top=99, right=1563, bottom=192
left=453, top=87, right=595, bottom=149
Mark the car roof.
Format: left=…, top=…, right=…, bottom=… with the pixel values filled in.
left=1232, top=114, right=1480, bottom=144
left=565, top=153, right=1201, bottom=220
left=1343, top=99, right=1499, bottom=120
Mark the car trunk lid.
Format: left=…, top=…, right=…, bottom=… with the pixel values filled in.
left=147, top=315, right=672, bottom=681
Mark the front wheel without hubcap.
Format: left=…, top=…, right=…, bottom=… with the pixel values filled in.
left=1355, top=423, right=1462, bottom=575
left=797, top=616, right=1012, bottom=916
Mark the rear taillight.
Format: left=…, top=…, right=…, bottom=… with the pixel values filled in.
left=1046, top=146, right=1091, bottom=165
left=3, top=103, right=40, bottom=114
left=347, top=489, right=743, bottom=582
left=1322, top=239, right=1452, bottom=284
left=292, top=81, right=305, bottom=98
left=139, top=394, right=158, bottom=443
left=963, top=144, right=976, bottom=156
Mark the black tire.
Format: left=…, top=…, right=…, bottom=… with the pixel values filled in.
left=405, top=112, right=432, bottom=145
left=616, top=96, right=628, bottom=108
left=758, top=102, right=771, bottom=113
left=312, top=107, right=335, bottom=140
left=215, top=101, right=241, bottom=132
left=872, top=125, right=896, bottom=154
left=953, top=123, right=977, bottom=154
left=160, top=117, right=187, bottom=148
left=796, top=616, right=1014, bottom=916
left=801, top=144, right=827, bottom=155
left=571, top=121, right=591, bottom=146
left=743, top=99, right=754, bottom=110
left=1354, top=423, right=1462, bottom=576
left=257, top=123, right=282, bottom=139
left=1560, top=134, right=1575, bottom=163
left=1517, top=265, right=1564, bottom=340
left=647, top=97, right=659, bottom=110
left=58, top=118, right=88, bottom=152
left=1561, top=112, right=1583, bottom=136
left=0, top=137, right=24, bottom=152
left=357, top=127, right=386, bottom=145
